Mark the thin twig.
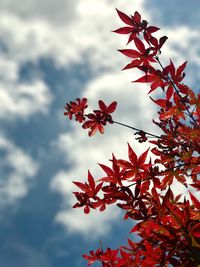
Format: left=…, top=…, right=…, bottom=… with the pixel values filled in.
left=113, top=120, right=161, bottom=139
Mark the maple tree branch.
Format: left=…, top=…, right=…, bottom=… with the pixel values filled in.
left=155, top=56, right=199, bottom=128
left=113, top=120, right=161, bottom=139
left=71, top=9, right=200, bottom=266
left=125, top=162, right=192, bottom=189
left=99, top=162, right=194, bottom=206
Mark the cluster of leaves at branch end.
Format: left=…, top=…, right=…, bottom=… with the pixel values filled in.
left=64, top=98, right=117, bottom=136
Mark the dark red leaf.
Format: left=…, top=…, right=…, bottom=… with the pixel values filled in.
left=128, top=143, right=137, bottom=164
left=113, top=27, right=134, bottom=34
left=88, top=171, right=95, bottom=191
left=98, top=100, right=106, bottom=110
left=166, top=85, right=174, bottom=100
left=159, top=36, right=168, bottom=47
left=116, top=9, right=133, bottom=26
left=189, top=191, right=200, bottom=210
left=178, top=83, right=189, bottom=94
left=99, top=163, right=113, bottom=176
left=147, top=26, right=160, bottom=33
left=98, top=124, right=104, bottom=134
left=133, top=75, right=155, bottom=83
left=138, top=148, right=149, bottom=165
left=100, top=203, right=106, bottom=211
left=150, top=36, right=158, bottom=47
left=84, top=206, right=90, bottom=214
left=177, top=61, right=187, bottom=77
left=133, top=11, right=141, bottom=23
left=122, top=59, right=142, bottom=70
left=95, top=182, right=103, bottom=194
left=107, top=101, right=117, bottom=113
left=134, top=37, right=145, bottom=53
left=73, top=181, right=88, bottom=191
left=118, top=49, right=140, bottom=58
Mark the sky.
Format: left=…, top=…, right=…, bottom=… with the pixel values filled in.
left=0, top=1, right=200, bottom=266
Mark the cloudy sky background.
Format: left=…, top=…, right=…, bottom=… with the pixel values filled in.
left=0, top=0, right=200, bottom=266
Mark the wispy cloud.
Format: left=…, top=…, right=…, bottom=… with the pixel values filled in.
left=0, top=135, right=38, bottom=209
left=0, top=80, right=52, bottom=119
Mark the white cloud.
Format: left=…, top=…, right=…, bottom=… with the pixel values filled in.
left=0, top=0, right=146, bottom=68
left=55, top=204, right=120, bottom=238
left=0, top=58, right=18, bottom=82
left=0, top=135, right=38, bottom=208
left=0, top=79, right=53, bottom=119
left=160, top=26, right=200, bottom=63
left=0, top=16, right=54, bottom=120
left=51, top=168, right=120, bottom=238
left=0, top=0, right=76, bottom=25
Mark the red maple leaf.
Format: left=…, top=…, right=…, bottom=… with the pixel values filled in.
left=117, top=144, right=151, bottom=181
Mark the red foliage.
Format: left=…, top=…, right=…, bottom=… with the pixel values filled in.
left=64, top=100, right=117, bottom=136
left=64, top=9, right=200, bottom=267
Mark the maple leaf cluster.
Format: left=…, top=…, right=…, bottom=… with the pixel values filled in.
left=64, top=9, right=200, bottom=267
left=64, top=98, right=117, bottom=136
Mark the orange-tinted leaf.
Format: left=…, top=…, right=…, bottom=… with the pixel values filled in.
left=150, top=97, right=170, bottom=109
left=134, top=11, right=141, bottom=23
left=88, top=126, right=97, bottom=137
left=98, top=124, right=104, bottom=134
